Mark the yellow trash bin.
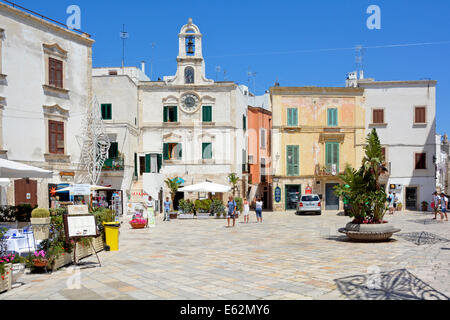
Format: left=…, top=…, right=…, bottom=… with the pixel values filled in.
left=103, top=222, right=120, bottom=251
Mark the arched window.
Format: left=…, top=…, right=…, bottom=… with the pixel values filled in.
left=185, top=67, right=194, bottom=84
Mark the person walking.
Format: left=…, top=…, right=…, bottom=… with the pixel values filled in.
left=393, top=193, right=398, bottom=211
left=439, top=192, right=448, bottom=221
left=387, top=192, right=394, bottom=215
left=227, top=196, right=237, bottom=228
left=163, top=197, right=171, bottom=222
left=243, top=198, right=250, bottom=223
left=255, top=197, right=263, bottom=223
left=432, top=192, right=441, bottom=219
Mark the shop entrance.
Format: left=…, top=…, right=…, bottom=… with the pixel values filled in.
left=285, top=184, right=301, bottom=210
left=14, top=178, right=37, bottom=207
left=405, top=187, right=417, bottom=210
left=325, top=183, right=339, bottom=210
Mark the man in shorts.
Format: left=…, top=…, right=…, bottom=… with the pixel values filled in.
left=387, top=192, right=394, bottom=214
left=440, top=193, right=448, bottom=221
left=227, top=196, right=237, bottom=228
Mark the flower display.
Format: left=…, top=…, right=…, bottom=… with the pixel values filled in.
left=130, top=219, right=147, bottom=224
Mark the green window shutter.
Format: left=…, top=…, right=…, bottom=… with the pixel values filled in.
left=287, top=108, right=297, bottom=126
left=157, top=154, right=162, bottom=172
left=101, top=104, right=105, bottom=119
left=134, top=153, right=138, bottom=177
left=243, top=115, right=246, bottom=130
left=293, top=145, right=299, bottom=175
left=108, top=105, right=112, bottom=120
left=145, top=154, right=151, bottom=173
left=163, top=143, right=169, bottom=160
left=163, top=106, right=168, bottom=122
left=174, top=107, right=178, bottom=122
left=202, top=143, right=212, bottom=159
left=177, top=143, right=182, bottom=159
left=325, top=142, right=339, bottom=171
left=328, top=108, right=337, bottom=126
left=109, top=142, right=118, bottom=159
left=203, top=106, right=212, bottom=122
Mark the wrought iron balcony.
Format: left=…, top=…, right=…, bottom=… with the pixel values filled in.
left=102, top=157, right=124, bottom=171
left=315, top=164, right=341, bottom=176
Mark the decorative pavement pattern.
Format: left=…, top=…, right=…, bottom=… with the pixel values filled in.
left=1, top=210, right=449, bottom=300
left=397, top=232, right=449, bottom=246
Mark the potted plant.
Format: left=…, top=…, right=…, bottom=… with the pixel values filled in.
left=129, top=218, right=147, bottom=229
left=421, top=201, right=428, bottom=212
left=212, top=199, right=225, bottom=219
left=335, top=129, right=401, bottom=241
left=0, top=253, right=13, bottom=293
left=32, top=250, right=48, bottom=268
left=178, top=199, right=195, bottom=219
left=165, top=177, right=182, bottom=219
left=196, top=199, right=212, bottom=219
left=30, top=208, right=51, bottom=240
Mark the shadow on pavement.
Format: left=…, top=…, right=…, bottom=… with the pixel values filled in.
left=335, top=268, right=449, bottom=300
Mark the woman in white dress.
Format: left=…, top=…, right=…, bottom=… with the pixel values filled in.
left=243, top=198, right=250, bottom=223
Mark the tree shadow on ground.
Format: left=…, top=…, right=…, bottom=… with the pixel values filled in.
left=335, top=269, right=449, bottom=300
left=324, top=235, right=397, bottom=243
left=397, top=232, right=449, bottom=246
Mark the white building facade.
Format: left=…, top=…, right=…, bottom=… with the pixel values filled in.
left=0, top=2, right=94, bottom=207
left=137, top=19, right=248, bottom=208
left=348, top=74, right=437, bottom=210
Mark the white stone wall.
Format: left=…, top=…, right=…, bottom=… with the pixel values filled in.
left=0, top=3, right=93, bottom=207
left=359, top=80, right=437, bottom=209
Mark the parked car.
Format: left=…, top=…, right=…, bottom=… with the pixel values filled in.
left=296, top=194, right=322, bottom=215
left=287, top=192, right=299, bottom=210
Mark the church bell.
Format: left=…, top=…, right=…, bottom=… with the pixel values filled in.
left=187, top=37, right=195, bottom=54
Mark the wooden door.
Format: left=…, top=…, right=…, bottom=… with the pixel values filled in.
left=14, top=179, right=37, bottom=206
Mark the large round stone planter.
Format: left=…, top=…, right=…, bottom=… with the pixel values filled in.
left=30, top=217, right=51, bottom=240
left=339, top=222, right=401, bottom=241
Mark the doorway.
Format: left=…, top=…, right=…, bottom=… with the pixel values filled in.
left=325, top=183, right=339, bottom=210
left=405, top=187, right=417, bottom=210
left=285, top=184, right=301, bottom=210
left=14, top=179, right=37, bottom=207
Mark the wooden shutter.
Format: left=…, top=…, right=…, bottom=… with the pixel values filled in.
left=134, top=153, right=138, bottom=177
left=49, top=57, right=63, bottom=88
left=243, top=115, right=246, bottom=130
left=287, top=108, right=297, bottom=126
left=415, top=107, right=426, bottom=123
left=203, top=106, right=212, bottom=122
left=173, top=107, right=178, bottom=122
left=163, top=143, right=169, bottom=160
left=145, top=154, right=151, bottom=172
left=177, top=143, right=182, bottom=159
left=157, top=154, right=162, bottom=172
left=49, top=120, right=64, bottom=154
left=325, top=142, right=339, bottom=171
left=327, top=109, right=337, bottom=126
left=286, top=145, right=299, bottom=176
left=373, top=109, right=384, bottom=124
left=163, top=106, right=168, bottom=122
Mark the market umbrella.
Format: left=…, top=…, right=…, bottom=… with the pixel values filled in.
left=0, top=158, right=53, bottom=178
left=178, top=181, right=231, bottom=193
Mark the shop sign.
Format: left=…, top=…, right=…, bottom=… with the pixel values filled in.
left=72, top=184, right=91, bottom=196
left=274, top=186, right=281, bottom=203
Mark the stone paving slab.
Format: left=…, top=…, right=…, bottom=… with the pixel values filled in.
left=1, top=210, right=449, bottom=300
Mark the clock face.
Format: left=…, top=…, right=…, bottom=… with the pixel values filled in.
left=181, top=93, right=199, bottom=113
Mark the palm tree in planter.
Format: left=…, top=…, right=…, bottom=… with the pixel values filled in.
left=228, top=173, right=239, bottom=197
left=165, top=177, right=182, bottom=217
left=334, top=128, right=400, bottom=241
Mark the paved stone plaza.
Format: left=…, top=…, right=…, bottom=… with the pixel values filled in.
left=1, top=210, right=449, bottom=300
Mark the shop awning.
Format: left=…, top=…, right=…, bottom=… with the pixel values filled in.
left=178, top=181, right=231, bottom=193
left=0, top=158, right=53, bottom=179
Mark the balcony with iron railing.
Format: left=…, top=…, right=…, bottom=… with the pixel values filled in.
left=102, top=157, right=124, bottom=171
left=315, top=164, right=342, bottom=177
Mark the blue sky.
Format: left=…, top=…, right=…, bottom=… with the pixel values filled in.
left=10, top=0, right=450, bottom=134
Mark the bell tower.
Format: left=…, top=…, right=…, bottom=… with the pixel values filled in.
left=172, top=18, right=213, bottom=85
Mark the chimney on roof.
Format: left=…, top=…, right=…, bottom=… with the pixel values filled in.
left=141, top=61, right=146, bottom=74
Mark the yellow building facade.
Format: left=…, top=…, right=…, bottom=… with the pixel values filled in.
left=270, top=87, right=366, bottom=211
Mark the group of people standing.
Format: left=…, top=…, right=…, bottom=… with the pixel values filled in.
left=387, top=192, right=399, bottom=214
left=226, top=196, right=263, bottom=228
left=432, top=192, right=448, bottom=221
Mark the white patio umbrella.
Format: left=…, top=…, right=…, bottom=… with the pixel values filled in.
left=0, top=158, right=53, bottom=179
left=178, top=181, right=231, bottom=193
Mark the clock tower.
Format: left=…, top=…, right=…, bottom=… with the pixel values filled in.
left=168, top=18, right=213, bottom=86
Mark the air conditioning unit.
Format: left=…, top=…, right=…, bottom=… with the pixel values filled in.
left=248, top=155, right=254, bottom=164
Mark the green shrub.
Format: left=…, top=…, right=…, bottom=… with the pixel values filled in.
left=194, top=199, right=212, bottom=213
left=31, top=208, right=50, bottom=218
left=211, top=199, right=225, bottom=215
left=234, top=197, right=243, bottom=212
left=179, top=199, right=194, bottom=213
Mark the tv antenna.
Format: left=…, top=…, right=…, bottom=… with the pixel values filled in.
left=215, top=66, right=221, bottom=81
left=120, top=24, right=129, bottom=71
left=150, top=42, right=156, bottom=80
left=355, top=45, right=365, bottom=79
left=247, top=67, right=257, bottom=94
